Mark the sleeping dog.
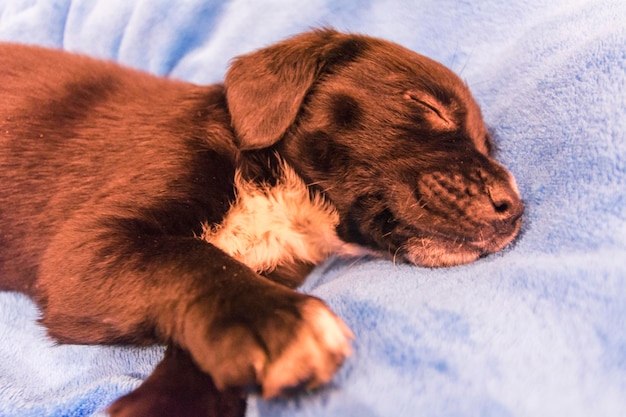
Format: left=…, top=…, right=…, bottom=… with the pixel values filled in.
left=0, top=29, right=522, bottom=416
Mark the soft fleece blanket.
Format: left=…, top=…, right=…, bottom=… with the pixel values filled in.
left=1, top=1, right=625, bottom=416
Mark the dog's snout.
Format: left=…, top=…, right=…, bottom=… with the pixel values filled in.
left=486, top=182, right=523, bottom=225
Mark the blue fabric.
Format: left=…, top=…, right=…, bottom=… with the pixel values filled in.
left=1, top=0, right=625, bottom=416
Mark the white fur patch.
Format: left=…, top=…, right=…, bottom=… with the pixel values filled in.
left=201, top=161, right=370, bottom=273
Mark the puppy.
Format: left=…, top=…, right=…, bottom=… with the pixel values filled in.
left=0, top=29, right=523, bottom=417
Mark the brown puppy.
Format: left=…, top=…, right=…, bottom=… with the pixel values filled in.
left=0, top=29, right=522, bottom=416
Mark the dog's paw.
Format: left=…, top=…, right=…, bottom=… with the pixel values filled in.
left=260, top=299, right=354, bottom=398
left=182, top=294, right=353, bottom=398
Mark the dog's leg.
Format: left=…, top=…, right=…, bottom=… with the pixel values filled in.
left=108, top=344, right=246, bottom=417
left=36, top=212, right=352, bottom=399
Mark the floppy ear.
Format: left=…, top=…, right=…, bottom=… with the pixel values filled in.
left=224, top=29, right=364, bottom=150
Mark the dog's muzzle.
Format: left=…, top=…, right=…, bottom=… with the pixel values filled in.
left=399, top=167, right=523, bottom=267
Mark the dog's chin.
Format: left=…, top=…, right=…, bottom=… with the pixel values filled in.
left=401, top=238, right=482, bottom=268
left=400, top=221, right=522, bottom=268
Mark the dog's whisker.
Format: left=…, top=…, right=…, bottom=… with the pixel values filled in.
left=458, top=46, right=475, bottom=77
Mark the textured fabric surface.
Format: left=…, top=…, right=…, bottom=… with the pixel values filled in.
left=1, top=0, right=625, bottom=416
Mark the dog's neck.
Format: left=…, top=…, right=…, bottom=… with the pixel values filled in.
left=201, top=157, right=369, bottom=286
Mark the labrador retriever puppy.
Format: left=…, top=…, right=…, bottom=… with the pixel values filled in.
left=0, top=29, right=523, bottom=416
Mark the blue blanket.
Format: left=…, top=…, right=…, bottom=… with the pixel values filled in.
left=1, top=0, right=625, bottom=416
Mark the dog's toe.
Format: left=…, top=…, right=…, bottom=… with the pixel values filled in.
left=261, top=299, right=353, bottom=398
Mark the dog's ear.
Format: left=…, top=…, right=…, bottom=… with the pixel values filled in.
left=225, top=29, right=365, bottom=150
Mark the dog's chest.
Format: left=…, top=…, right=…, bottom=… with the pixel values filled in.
left=201, top=164, right=367, bottom=274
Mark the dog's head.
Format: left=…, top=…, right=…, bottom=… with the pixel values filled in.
left=224, top=29, right=523, bottom=267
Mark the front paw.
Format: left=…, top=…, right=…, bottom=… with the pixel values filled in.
left=260, top=298, right=354, bottom=398
left=182, top=293, right=353, bottom=398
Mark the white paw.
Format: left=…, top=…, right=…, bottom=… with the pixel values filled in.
left=261, top=299, right=354, bottom=398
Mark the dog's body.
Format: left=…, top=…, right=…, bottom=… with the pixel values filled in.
left=0, top=29, right=522, bottom=416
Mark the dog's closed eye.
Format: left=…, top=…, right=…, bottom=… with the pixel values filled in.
left=404, top=90, right=456, bottom=131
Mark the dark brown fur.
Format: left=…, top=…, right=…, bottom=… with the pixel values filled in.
left=0, top=29, right=522, bottom=416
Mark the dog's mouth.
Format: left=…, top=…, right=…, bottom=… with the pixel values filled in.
left=339, top=204, right=523, bottom=268
left=336, top=172, right=524, bottom=268
left=397, top=215, right=523, bottom=267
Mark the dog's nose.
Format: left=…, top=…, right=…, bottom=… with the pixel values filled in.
left=486, top=182, right=524, bottom=225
